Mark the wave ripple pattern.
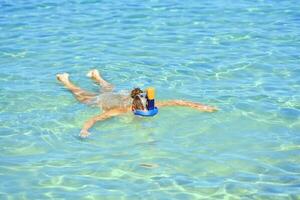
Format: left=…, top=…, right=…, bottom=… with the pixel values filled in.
left=0, top=0, right=300, bottom=199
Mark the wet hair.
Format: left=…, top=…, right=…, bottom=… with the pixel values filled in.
left=132, top=96, right=145, bottom=110
left=130, top=88, right=143, bottom=98
left=131, top=88, right=144, bottom=110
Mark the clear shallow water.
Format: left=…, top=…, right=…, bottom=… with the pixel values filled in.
left=0, top=0, right=300, bottom=199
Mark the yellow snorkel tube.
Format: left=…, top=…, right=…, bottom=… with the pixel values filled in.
left=146, top=87, right=155, bottom=110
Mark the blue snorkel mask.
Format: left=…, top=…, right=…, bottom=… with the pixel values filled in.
left=137, top=92, right=148, bottom=111
left=133, top=89, right=158, bottom=117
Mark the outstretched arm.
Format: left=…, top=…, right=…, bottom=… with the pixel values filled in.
left=80, top=109, right=126, bottom=138
left=156, top=100, right=218, bottom=112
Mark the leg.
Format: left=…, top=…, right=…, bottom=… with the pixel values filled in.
left=87, top=69, right=114, bottom=92
left=56, top=73, right=96, bottom=103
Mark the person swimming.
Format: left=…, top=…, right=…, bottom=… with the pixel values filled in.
left=56, top=69, right=217, bottom=138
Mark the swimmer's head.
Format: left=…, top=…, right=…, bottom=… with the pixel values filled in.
left=131, top=88, right=147, bottom=110
left=130, top=88, right=143, bottom=98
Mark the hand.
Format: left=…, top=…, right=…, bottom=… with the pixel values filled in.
left=206, top=106, right=218, bottom=112
left=80, top=129, right=90, bottom=138
left=196, top=105, right=218, bottom=112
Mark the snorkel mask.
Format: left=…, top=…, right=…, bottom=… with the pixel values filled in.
left=133, top=88, right=158, bottom=117
left=137, top=92, right=148, bottom=111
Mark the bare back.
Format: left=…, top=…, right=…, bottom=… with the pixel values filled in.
left=88, top=91, right=132, bottom=111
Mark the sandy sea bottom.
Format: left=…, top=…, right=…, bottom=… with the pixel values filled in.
left=0, top=0, right=300, bottom=199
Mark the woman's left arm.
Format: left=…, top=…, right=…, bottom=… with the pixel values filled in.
left=156, top=100, right=218, bottom=112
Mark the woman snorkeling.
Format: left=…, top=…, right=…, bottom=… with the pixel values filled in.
left=56, top=69, right=217, bottom=138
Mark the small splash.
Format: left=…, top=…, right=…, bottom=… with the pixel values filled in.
left=3, top=51, right=27, bottom=58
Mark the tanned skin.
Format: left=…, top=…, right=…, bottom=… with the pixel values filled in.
left=56, top=69, right=217, bottom=138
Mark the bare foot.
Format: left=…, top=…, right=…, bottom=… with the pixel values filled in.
left=56, top=73, right=70, bottom=83
left=86, top=69, right=101, bottom=80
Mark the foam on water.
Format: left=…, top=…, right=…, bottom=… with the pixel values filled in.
left=0, top=0, right=300, bottom=199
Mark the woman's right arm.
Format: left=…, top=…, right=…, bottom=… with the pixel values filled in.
left=80, top=109, right=125, bottom=138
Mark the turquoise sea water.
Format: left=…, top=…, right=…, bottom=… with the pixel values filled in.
left=1, top=0, right=300, bottom=199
